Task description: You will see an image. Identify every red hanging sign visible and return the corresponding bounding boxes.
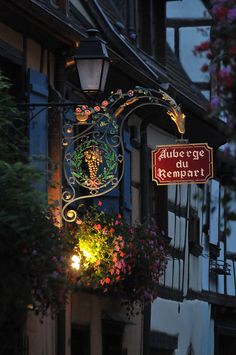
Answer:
[152,143,213,185]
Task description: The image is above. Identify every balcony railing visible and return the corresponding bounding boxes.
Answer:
[210,259,231,276]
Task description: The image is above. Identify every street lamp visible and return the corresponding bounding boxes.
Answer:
[73,29,110,95]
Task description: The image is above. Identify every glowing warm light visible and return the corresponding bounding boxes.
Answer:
[71,255,81,270]
[81,249,92,260]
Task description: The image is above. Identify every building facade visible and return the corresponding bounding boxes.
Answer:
[0,1,235,355]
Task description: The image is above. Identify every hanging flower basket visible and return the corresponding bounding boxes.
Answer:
[67,203,168,316]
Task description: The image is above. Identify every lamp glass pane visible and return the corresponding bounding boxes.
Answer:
[76,59,103,92]
[100,60,110,92]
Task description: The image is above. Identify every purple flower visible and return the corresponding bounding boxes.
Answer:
[210,96,220,108]
[209,63,217,75]
[51,271,59,279]
[218,66,231,79]
[212,38,224,49]
[227,8,236,22]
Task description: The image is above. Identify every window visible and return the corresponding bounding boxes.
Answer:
[150,331,177,355]
[102,320,125,355]
[188,211,203,257]
[150,177,168,236]
[71,324,90,355]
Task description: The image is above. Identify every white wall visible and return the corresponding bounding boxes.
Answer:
[151,298,214,355]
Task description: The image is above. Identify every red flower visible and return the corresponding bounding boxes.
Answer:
[94,224,102,231]
[224,76,234,89]
[118,213,122,219]
[98,200,103,206]
[215,6,228,21]
[201,64,209,73]
[193,41,210,53]
[229,46,236,56]
[105,277,111,284]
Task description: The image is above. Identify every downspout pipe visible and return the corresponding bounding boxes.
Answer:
[140,119,151,355]
[140,119,150,224]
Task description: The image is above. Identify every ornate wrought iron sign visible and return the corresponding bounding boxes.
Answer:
[61,86,187,222]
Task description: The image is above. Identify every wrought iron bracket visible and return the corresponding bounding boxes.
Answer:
[25,86,186,222]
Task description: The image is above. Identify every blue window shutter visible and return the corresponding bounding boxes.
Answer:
[28,68,48,192]
[94,189,120,214]
[121,129,131,222]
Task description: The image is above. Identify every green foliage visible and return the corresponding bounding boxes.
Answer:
[0,72,72,354]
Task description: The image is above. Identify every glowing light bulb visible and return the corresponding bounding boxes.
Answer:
[71,255,80,270]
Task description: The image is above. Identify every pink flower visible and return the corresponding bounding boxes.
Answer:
[85,109,91,116]
[101,100,108,107]
[120,242,124,249]
[115,245,120,251]
[98,200,103,206]
[75,107,82,113]
[116,261,122,269]
[118,213,122,219]
[82,105,88,110]
[94,106,100,112]
[76,219,82,225]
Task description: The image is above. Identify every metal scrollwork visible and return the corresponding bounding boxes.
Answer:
[23,87,185,222]
[61,86,186,222]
